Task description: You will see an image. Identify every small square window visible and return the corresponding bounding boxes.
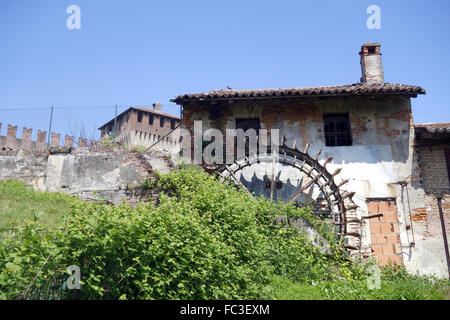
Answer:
[323,113,352,147]
[236,118,261,132]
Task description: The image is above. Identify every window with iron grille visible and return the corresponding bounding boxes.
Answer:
[323,113,352,147]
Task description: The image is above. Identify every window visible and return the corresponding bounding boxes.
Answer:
[235,118,261,132]
[149,114,154,125]
[160,117,165,128]
[323,113,352,147]
[235,118,261,158]
[170,120,177,130]
[137,112,143,123]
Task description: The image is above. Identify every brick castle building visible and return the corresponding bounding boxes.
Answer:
[98,103,181,153]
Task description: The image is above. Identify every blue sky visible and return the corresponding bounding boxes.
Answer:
[0,0,449,141]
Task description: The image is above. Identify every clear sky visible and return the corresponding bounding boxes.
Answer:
[0,0,449,141]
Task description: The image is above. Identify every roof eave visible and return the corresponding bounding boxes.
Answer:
[171,91,424,104]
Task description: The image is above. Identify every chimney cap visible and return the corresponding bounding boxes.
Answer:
[361,42,381,46]
[360,42,381,56]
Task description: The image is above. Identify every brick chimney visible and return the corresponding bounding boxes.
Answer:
[152,102,162,112]
[359,42,384,85]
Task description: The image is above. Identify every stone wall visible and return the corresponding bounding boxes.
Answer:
[0,147,175,205]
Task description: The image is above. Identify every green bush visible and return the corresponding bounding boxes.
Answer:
[1,168,448,300]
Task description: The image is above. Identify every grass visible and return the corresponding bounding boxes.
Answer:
[0,179,80,229]
[267,273,450,300]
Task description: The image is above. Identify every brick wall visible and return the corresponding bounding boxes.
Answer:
[416,143,450,192]
[101,109,181,150]
[368,199,403,266]
[415,141,450,240]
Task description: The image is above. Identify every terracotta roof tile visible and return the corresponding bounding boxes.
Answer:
[171,83,426,103]
[98,106,180,130]
[130,106,181,120]
[415,122,450,134]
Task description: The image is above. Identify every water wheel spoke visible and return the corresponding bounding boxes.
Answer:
[224,165,253,197]
[269,158,275,200]
[287,173,322,203]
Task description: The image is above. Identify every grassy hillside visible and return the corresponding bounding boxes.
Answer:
[0,174,449,300]
[0,180,80,229]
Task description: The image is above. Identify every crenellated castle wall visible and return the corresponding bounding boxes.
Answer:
[0,122,97,154]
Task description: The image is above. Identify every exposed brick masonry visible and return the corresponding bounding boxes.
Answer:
[368,200,403,266]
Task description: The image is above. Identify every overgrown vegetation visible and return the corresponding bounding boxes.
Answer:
[99,135,129,150]
[0,169,448,300]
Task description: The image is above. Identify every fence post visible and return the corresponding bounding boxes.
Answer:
[113,104,118,141]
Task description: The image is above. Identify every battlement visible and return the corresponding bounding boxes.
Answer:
[0,122,97,153]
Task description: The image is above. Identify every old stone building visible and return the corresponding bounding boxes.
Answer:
[172,42,450,278]
[98,103,181,153]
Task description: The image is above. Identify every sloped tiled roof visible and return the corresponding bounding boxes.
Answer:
[98,106,180,130]
[171,83,426,103]
[130,106,181,120]
[415,122,450,134]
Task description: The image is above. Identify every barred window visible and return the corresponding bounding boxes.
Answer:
[323,113,352,147]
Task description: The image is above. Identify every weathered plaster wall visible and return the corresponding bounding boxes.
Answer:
[0,148,174,204]
[405,141,450,278]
